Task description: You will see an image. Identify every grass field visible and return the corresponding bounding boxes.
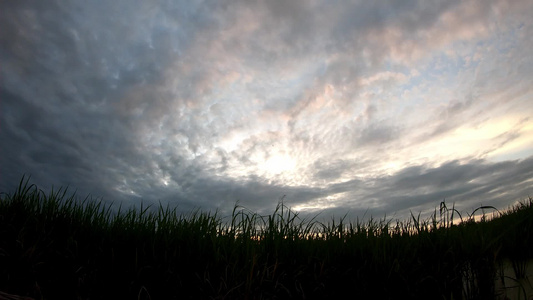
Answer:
[1,176,532,299]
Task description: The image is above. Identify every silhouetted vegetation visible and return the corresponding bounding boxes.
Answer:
[1,176,532,299]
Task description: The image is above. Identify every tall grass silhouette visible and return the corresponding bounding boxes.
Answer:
[1,176,531,299]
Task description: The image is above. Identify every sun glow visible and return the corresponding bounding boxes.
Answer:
[260,154,297,176]
[292,194,342,212]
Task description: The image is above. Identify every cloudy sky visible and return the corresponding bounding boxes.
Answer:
[1,0,532,222]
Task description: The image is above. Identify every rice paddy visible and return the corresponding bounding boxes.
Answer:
[1,176,532,299]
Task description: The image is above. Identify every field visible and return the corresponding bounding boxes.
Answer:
[1,177,532,299]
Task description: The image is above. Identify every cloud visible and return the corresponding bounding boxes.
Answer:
[301,156,533,221]
[1,0,532,223]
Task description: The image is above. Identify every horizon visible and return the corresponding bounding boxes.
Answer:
[1,0,532,222]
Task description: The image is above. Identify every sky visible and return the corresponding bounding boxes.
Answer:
[1,0,532,222]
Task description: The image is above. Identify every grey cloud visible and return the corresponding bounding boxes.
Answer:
[1,0,531,225]
[387,158,532,211]
[312,159,352,181]
[310,156,533,222]
[389,160,485,191]
[0,1,172,200]
[267,0,480,115]
[356,122,401,146]
[210,156,531,223]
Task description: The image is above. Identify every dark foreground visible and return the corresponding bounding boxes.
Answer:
[1,178,532,299]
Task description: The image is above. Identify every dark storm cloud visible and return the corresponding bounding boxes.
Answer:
[0,0,204,202]
[307,156,533,221]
